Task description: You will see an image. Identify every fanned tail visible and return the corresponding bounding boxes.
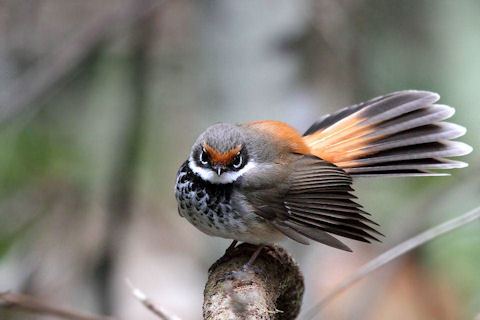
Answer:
[303,90,472,177]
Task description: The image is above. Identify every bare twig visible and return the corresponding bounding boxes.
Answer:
[125,279,182,320]
[303,205,480,319]
[204,244,304,320]
[0,291,113,320]
[344,164,480,318]
[0,0,164,126]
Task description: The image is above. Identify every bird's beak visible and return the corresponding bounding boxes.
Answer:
[214,166,226,176]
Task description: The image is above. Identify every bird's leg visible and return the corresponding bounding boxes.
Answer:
[242,245,264,270]
[209,240,240,273]
[225,240,238,255]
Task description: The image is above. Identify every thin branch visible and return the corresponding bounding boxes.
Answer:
[125,279,182,320]
[0,291,114,320]
[0,0,164,126]
[303,205,480,320]
[343,173,480,318]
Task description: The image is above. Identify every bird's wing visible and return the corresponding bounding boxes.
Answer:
[242,155,382,251]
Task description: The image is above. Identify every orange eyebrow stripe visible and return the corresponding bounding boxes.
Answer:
[203,143,241,165]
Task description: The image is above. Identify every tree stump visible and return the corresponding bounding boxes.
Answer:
[203,244,304,319]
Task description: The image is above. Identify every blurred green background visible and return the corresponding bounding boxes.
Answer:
[0,0,479,319]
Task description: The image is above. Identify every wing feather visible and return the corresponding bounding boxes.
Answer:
[244,155,381,251]
[281,220,354,251]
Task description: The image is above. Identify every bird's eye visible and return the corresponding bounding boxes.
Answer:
[200,149,209,165]
[232,154,243,169]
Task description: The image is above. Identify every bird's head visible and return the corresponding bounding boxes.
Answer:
[188,123,255,184]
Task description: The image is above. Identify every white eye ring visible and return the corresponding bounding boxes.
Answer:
[233,155,243,169]
[200,149,209,165]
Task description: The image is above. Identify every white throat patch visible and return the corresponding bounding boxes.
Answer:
[188,157,256,184]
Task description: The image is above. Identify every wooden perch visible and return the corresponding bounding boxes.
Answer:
[204,244,304,320]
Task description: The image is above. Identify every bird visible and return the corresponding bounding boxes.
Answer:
[174,90,472,265]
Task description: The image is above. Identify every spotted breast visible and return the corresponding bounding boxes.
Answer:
[174,161,283,244]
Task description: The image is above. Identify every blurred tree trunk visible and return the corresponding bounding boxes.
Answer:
[93,1,155,314]
[195,0,309,124]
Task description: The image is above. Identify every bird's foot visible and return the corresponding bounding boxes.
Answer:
[240,245,264,271]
